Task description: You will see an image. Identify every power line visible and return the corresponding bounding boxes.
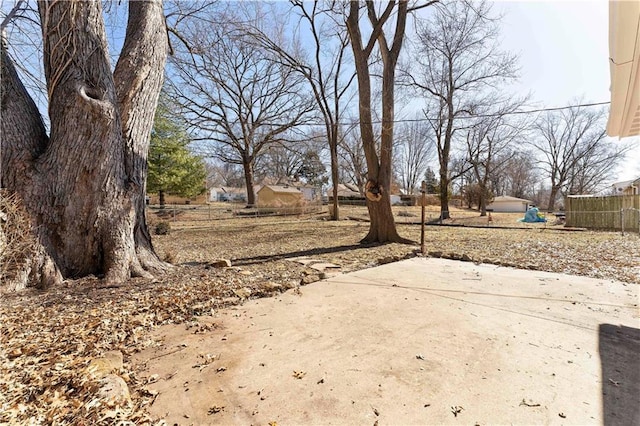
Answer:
[344,100,611,125]
[184,100,611,135]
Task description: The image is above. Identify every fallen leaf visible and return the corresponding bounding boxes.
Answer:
[208,405,224,415]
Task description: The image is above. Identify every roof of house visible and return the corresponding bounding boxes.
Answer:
[490,195,532,203]
[328,184,363,197]
[220,187,245,194]
[259,185,303,194]
[612,177,640,188]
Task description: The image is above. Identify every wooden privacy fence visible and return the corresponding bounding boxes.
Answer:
[565,195,640,232]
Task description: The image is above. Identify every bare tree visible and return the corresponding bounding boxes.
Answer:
[167,16,313,206]
[346,0,436,243]
[245,1,357,219]
[338,125,368,193]
[491,151,538,199]
[206,161,244,188]
[1,0,167,288]
[407,0,518,219]
[531,105,630,210]
[465,98,528,215]
[396,119,435,194]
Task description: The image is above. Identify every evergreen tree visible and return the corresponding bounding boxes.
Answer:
[297,151,329,188]
[147,100,206,206]
[424,167,439,193]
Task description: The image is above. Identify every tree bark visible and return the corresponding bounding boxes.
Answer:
[1,0,167,288]
[438,166,450,220]
[35,0,139,283]
[1,32,63,289]
[346,0,409,244]
[242,159,256,206]
[547,186,559,212]
[114,0,169,275]
[329,124,340,220]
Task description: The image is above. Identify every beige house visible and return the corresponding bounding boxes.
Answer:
[607,1,640,137]
[611,177,640,195]
[257,185,303,207]
[486,195,532,213]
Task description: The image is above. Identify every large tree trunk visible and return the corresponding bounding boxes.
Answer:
[479,191,487,216]
[242,160,256,206]
[1,0,167,288]
[329,124,340,220]
[1,33,62,289]
[438,167,450,220]
[346,0,408,244]
[114,0,169,275]
[36,0,137,283]
[547,185,559,212]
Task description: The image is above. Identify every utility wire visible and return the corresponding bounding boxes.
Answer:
[185,100,611,134]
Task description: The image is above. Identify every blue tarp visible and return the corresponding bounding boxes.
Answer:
[519,207,547,223]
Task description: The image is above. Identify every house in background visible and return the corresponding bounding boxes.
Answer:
[611,177,640,195]
[257,185,304,207]
[486,195,532,213]
[293,183,320,202]
[209,187,225,202]
[327,183,365,205]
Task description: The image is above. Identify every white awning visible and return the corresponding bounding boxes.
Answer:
[607,0,640,137]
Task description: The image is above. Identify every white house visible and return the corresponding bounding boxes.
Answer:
[487,196,532,213]
[209,187,225,202]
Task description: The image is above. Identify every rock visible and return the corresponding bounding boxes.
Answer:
[461,254,472,262]
[233,287,252,299]
[320,271,340,280]
[428,251,443,258]
[309,262,341,272]
[87,351,124,379]
[211,259,232,268]
[281,280,297,289]
[98,374,131,407]
[301,275,320,285]
[262,281,282,291]
[377,256,395,265]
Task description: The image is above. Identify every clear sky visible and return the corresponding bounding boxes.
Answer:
[496,0,639,181]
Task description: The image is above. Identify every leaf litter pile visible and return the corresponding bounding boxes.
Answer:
[1,205,638,424]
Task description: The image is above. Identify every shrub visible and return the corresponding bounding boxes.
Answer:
[155,221,171,235]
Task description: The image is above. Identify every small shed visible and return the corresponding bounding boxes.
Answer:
[487,195,531,213]
[257,185,304,207]
[209,187,225,202]
[295,184,320,201]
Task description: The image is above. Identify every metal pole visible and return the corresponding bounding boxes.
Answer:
[421,181,426,255]
[621,208,624,236]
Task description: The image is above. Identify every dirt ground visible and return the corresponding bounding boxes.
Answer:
[1,203,638,424]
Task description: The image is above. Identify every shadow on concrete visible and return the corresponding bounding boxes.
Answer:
[599,323,640,426]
